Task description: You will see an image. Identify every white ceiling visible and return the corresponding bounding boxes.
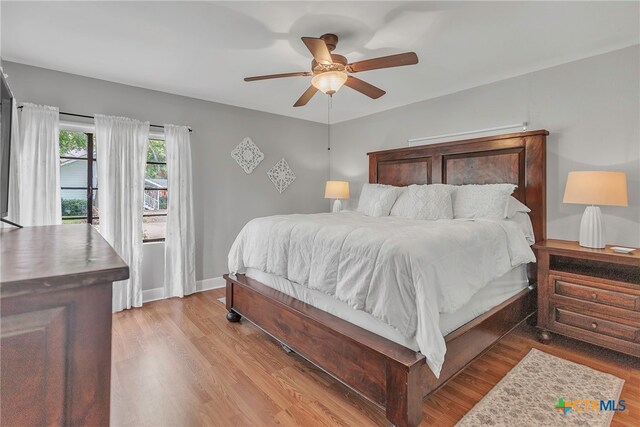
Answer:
[2,1,638,124]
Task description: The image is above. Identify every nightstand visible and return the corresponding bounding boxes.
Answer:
[533,239,640,357]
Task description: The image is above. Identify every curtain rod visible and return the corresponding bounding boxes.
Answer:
[17,106,193,132]
[408,122,527,144]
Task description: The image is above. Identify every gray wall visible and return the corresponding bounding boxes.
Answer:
[3,61,329,283]
[331,46,640,247]
[5,44,639,283]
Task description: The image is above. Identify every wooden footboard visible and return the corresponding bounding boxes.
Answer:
[224,273,426,427]
[224,273,536,427]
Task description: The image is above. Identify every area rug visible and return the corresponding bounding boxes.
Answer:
[456,348,624,427]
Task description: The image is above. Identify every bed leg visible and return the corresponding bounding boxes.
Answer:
[537,328,552,343]
[226,311,241,322]
[385,362,423,427]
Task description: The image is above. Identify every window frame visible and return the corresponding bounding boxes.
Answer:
[60,132,97,223]
[143,139,168,243]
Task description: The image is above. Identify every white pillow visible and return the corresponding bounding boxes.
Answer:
[507,211,535,245]
[357,184,403,217]
[390,184,453,220]
[505,196,531,219]
[452,184,517,219]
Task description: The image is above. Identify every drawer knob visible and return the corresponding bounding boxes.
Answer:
[591,322,598,329]
[591,293,597,300]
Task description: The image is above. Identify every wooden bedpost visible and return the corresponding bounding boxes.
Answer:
[225,278,242,322]
[385,362,423,427]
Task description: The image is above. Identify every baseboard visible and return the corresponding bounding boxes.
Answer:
[142,276,226,303]
[196,276,226,292]
[142,287,166,303]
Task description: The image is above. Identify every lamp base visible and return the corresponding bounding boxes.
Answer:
[332,199,342,213]
[579,205,605,248]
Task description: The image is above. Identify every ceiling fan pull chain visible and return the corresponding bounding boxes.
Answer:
[327,96,332,151]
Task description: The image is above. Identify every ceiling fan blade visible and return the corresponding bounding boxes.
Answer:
[344,76,386,99]
[293,86,319,107]
[348,52,418,73]
[244,72,312,82]
[301,37,333,65]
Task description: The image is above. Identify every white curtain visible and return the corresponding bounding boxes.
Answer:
[3,98,20,225]
[164,124,196,298]
[95,114,149,312]
[17,103,61,226]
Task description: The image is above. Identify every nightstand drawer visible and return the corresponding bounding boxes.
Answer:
[552,276,640,312]
[554,306,639,343]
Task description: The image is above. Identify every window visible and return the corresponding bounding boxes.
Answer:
[59,131,167,242]
[143,139,168,242]
[60,130,98,226]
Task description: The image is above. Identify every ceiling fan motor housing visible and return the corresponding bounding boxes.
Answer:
[320,33,339,52]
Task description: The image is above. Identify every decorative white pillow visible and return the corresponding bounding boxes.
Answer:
[505,196,531,219]
[390,184,454,220]
[452,184,517,219]
[357,184,403,217]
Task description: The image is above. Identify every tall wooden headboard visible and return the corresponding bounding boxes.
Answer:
[368,130,548,244]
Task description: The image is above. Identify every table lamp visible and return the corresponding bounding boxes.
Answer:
[325,181,350,213]
[563,171,628,248]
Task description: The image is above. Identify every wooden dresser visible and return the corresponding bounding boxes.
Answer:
[0,225,129,426]
[534,239,640,357]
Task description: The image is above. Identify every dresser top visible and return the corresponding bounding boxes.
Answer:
[533,239,640,266]
[1,225,129,296]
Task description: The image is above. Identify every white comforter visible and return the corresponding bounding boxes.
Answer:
[228,212,535,377]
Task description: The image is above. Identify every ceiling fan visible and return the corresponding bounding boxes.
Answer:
[244,33,419,107]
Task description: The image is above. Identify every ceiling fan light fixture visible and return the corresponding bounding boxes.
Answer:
[311,71,348,95]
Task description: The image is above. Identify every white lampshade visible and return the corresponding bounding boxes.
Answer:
[563,171,628,249]
[563,171,628,206]
[325,181,350,199]
[312,71,348,95]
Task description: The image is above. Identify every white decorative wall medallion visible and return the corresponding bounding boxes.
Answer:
[231,137,264,174]
[267,158,296,194]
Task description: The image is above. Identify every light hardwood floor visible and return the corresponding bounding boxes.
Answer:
[111,288,639,426]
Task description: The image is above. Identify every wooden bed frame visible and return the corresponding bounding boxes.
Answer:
[224,130,548,427]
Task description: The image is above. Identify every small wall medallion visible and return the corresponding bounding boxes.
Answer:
[231,137,264,174]
[267,158,296,194]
